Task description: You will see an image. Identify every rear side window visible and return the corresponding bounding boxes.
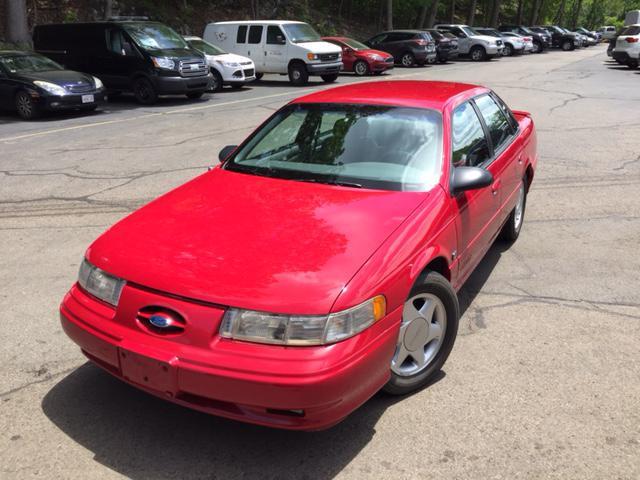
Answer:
[237,25,247,43]
[369,34,387,44]
[452,102,490,167]
[622,26,640,35]
[474,94,514,153]
[248,25,263,44]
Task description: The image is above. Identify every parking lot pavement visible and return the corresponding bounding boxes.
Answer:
[1,44,639,479]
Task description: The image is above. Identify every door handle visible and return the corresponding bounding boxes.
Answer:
[517,157,523,164]
[491,180,501,196]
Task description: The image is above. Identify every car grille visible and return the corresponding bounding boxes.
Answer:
[319,53,340,62]
[385,57,394,63]
[243,68,255,77]
[66,83,94,93]
[179,59,207,77]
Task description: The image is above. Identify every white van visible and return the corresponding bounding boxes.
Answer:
[203,20,342,85]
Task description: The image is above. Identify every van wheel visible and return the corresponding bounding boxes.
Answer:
[210,69,223,92]
[15,91,40,120]
[470,46,486,61]
[133,78,158,105]
[186,92,204,99]
[384,271,459,396]
[288,62,309,86]
[321,73,339,83]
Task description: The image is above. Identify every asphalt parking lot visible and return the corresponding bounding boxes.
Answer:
[1,45,639,479]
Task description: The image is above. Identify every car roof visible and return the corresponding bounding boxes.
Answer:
[291,80,487,111]
[212,20,306,25]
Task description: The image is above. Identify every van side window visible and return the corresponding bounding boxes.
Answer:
[237,25,247,43]
[107,29,135,56]
[248,25,263,44]
[267,26,285,44]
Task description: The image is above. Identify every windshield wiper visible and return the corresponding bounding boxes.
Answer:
[291,177,363,188]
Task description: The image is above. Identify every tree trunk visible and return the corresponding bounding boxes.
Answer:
[490,0,502,27]
[6,0,31,44]
[418,2,429,28]
[386,0,393,30]
[555,0,567,25]
[104,0,113,19]
[449,0,455,23]
[516,0,524,24]
[530,0,541,25]
[571,0,583,29]
[427,0,440,27]
[467,0,478,25]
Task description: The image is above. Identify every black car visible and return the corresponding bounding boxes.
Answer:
[365,30,437,67]
[537,25,579,50]
[425,29,459,63]
[33,21,212,105]
[499,25,550,53]
[0,51,105,120]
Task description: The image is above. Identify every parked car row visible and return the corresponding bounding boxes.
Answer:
[0,18,599,120]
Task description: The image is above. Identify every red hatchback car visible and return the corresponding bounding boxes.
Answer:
[60,81,537,431]
[323,36,394,75]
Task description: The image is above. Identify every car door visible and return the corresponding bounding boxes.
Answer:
[450,100,499,283]
[336,41,356,71]
[98,28,142,89]
[450,27,471,53]
[264,25,287,73]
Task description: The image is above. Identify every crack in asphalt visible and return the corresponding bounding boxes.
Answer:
[613,154,640,171]
[0,365,78,399]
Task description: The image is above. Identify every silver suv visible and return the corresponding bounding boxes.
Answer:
[435,24,504,61]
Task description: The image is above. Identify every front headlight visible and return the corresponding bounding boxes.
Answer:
[33,80,67,96]
[370,54,383,61]
[220,295,386,345]
[93,76,104,89]
[78,258,125,306]
[151,56,175,70]
[219,60,240,68]
[306,52,319,61]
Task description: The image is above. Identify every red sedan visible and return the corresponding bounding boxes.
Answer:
[60,81,537,430]
[323,36,394,75]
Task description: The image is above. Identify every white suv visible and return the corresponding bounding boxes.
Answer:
[184,36,255,91]
[435,24,504,60]
[203,21,342,85]
[612,24,640,68]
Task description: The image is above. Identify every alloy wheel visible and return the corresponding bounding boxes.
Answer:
[16,92,33,118]
[514,182,526,232]
[354,61,368,75]
[401,53,414,67]
[391,293,447,377]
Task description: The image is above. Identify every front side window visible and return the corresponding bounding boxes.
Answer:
[342,38,369,50]
[266,26,286,44]
[462,27,478,36]
[0,54,63,73]
[451,102,490,167]
[474,94,514,153]
[108,29,136,56]
[248,25,263,44]
[225,104,443,191]
[282,23,321,44]
[368,34,387,45]
[122,23,188,50]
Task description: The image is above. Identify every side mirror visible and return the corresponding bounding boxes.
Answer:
[276,35,286,45]
[219,145,238,162]
[344,47,354,54]
[451,166,493,195]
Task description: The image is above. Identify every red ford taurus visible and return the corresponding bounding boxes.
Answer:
[60,81,537,430]
[323,36,394,75]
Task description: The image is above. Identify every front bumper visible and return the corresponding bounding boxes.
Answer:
[59,284,400,430]
[37,90,106,111]
[486,45,504,56]
[306,61,343,75]
[152,73,212,95]
[370,59,394,72]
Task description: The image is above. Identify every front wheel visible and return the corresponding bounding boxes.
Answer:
[627,59,639,69]
[532,41,542,53]
[133,77,158,105]
[470,46,486,61]
[353,60,369,76]
[384,271,459,396]
[15,91,40,120]
[561,40,574,51]
[254,72,264,81]
[500,178,527,242]
[320,73,339,83]
[210,69,223,92]
[503,44,513,56]
[288,62,309,86]
[400,52,415,67]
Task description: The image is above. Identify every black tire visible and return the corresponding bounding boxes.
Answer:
[438,56,448,64]
[210,69,223,92]
[500,178,527,243]
[503,43,513,56]
[532,41,542,53]
[15,90,40,120]
[400,52,416,67]
[81,105,98,112]
[373,71,384,75]
[353,60,370,76]
[561,40,574,51]
[321,73,339,83]
[288,62,309,86]
[470,45,486,61]
[383,271,460,396]
[254,72,264,81]
[186,91,204,99]
[627,59,639,69]
[132,77,158,105]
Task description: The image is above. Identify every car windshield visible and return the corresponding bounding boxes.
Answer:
[187,39,226,55]
[282,23,321,43]
[0,54,63,73]
[225,104,443,191]
[479,29,500,37]
[342,38,370,50]
[123,23,188,50]
[462,27,479,36]
[520,27,534,34]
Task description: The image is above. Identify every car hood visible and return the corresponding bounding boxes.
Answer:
[87,168,427,314]
[18,69,94,86]
[206,52,253,65]
[356,48,392,58]
[296,41,342,54]
[472,34,501,43]
[144,47,203,61]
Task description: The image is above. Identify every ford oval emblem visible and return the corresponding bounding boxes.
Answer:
[149,314,172,329]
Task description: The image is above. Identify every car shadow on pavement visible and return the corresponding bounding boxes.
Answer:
[42,362,444,479]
